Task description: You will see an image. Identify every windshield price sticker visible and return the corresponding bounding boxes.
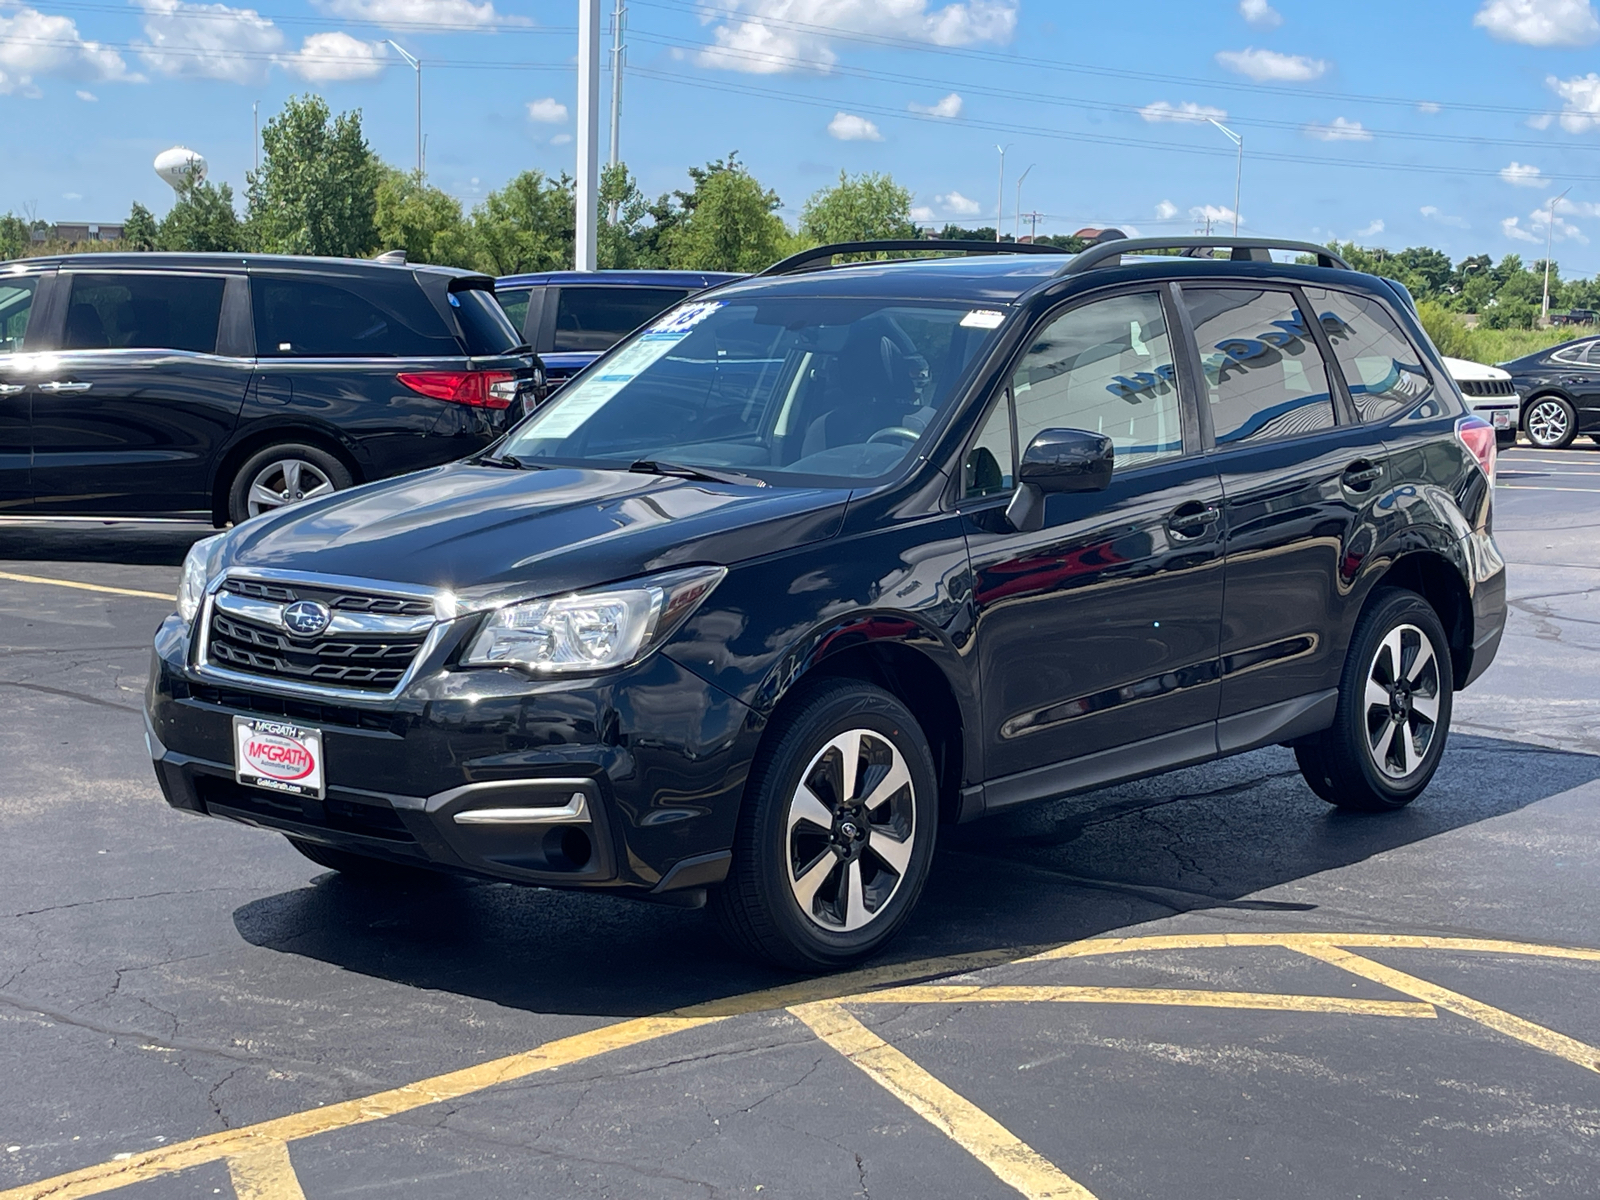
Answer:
[961,309,1007,329]
[234,716,325,800]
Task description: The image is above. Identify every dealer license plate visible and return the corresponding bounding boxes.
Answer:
[1491,410,1513,430]
[233,716,325,800]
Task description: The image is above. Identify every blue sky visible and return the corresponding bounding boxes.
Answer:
[10,0,1600,274]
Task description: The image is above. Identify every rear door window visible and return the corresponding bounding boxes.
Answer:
[1303,287,1432,422]
[63,273,225,353]
[0,277,38,354]
[1182,288,1336,445]
[553,286,691,352]
[251,274,460,358]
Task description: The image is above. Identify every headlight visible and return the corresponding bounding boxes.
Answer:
[176,533,227,623]
[463,565,727,674]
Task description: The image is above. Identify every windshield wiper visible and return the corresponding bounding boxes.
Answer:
[477,452,536,470]
[629,460,768,488]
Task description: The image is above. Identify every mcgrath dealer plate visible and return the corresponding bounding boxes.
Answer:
[234,716,325,800]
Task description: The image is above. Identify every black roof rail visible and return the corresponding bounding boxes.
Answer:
[1058,236,1350,276]
[760,239,1071,277]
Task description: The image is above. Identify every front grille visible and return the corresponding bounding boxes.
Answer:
[1459,378,1515,397]
[205,576,435,694]
[185,682,400,732]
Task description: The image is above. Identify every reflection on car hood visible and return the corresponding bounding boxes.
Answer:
[222,462,849,599]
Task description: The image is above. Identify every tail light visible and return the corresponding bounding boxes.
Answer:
[1456,414,1496,485]
[397,371,519,409]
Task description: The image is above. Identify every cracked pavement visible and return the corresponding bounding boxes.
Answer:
[3,448,1600,1200]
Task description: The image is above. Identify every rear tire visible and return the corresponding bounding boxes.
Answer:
[228,443,353,525]
[1296,589,1453,812]
[1523,396,1577,449]
[286,837,434,882]
[711,680,938,971]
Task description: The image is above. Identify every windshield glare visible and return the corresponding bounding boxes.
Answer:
[499,297,1003,483]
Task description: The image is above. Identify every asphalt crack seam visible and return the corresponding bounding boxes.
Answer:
[5,887,239,920]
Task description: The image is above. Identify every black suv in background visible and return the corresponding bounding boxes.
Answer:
[146,238,1506,971]
[0,254,541,524]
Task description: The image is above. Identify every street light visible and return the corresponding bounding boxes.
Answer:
[1543,185,1573,324]
[1014,164,1033,240]
[995,144,1011,243]
[386,40,422,179]
[1207,118,1243,236]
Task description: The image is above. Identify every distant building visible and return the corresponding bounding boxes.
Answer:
[1072,227,1129,244]
[31,222,125,244]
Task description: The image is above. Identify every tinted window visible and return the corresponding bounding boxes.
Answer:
[251,275,460,358]
[963,396,1014,499]
[553,286,690,352]
[63,273,224,353]
[1305,287,1432,422]
[1010,291,1183,472]
[496,287,532,338]
[451,286,523,354]
[1183,288,1336,445]
[0,277,37,354]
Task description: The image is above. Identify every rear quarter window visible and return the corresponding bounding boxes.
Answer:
[450,286,523,355]
[1303,287,1433,422]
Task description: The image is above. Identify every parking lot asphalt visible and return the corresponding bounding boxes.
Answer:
[2,443,1598,1200]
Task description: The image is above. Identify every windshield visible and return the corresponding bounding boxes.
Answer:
[498,296,1005,484]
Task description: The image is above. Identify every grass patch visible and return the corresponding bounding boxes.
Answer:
[1416,302,1578,365]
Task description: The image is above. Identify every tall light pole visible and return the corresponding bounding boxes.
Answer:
[995,143,1011,243]
[252,100,259,174]
[1207,118,1243,236]
[575,0,601,271]
[1544,185,1573,324]
[387,40,421,179]
[608,0,626,213]
[1014,163,1033,240]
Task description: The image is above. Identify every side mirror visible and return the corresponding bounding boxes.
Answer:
[1004,428,1113,533]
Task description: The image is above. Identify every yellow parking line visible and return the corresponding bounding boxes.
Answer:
[0,571,172,602]
[1294,943,1600,1076]
[1018,932,1600,964]
[851,984,1436,1018]
[225,1142,306,1200]
[791,1001,1098,1200]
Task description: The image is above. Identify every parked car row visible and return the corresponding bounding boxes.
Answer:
[1498,337,1600,449]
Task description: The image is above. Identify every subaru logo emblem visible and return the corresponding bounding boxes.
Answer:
[283,600,331,638]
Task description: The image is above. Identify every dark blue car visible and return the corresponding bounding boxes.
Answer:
[494,269,742,389]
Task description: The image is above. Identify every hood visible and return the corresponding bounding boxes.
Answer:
[1441,355,1510,382]
[221,462,848,601]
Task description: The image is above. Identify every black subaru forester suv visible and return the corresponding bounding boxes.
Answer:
[146,238,1506,971]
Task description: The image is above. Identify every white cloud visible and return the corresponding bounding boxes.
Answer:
[1420,205,1471,229]
[1215,46,1327,82]
[1239,0,1282,28]
[1501,216,1539,243]
[1527,112,1555,129]
[1138,99,1227,124]
[135,0,284,84]
[1304,117,1371,141]
[696,0,1017,74]
[1417,101,1442,115]
[1474,0,1599,46]
[550,132,572,146]
[1505,207,1589,243]
[526,97,568,123]
[1547,73,1600,132]
[827,111,882,140]
[62,191,82,200]
[1155,199,1179,220]
[1353,218,1385,239]
[316,0,503,30]
[76,89,98,101]
[937,191,981,216]
[909,91,963,117]
[910,204,934,222]
[0,6,137,95]
[1501,161,1549,187]
[1191,203,1241,227]
[283,31,385,81]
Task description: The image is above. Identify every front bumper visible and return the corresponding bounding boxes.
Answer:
[147,612,760,895]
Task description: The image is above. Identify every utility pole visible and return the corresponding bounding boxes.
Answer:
[387,41,422,179]
[1028,210,1040,241]
[576,0,601,270]
[607,0,626,223]
[1544,185,1573,324]
[252,101,259,174]
[1207,119,1243,235]
[1014,164,1033,240]
[995,144,1011,243]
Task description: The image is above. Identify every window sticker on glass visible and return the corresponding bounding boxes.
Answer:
[646,300,724,335]
[961,309,1006,329]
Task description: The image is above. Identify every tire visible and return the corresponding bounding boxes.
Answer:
[1523,396,1577,449]
[1589,434,1600,446]
[1495,429,1517,450]
[1296,588,1453,812]
[227,443,353,525]
[711,680,939,971]
[285,837,436,882]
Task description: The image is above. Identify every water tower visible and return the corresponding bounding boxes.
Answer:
[154,146,207,191]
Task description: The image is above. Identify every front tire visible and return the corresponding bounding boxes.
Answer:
[712,681,938,971]
[228,443,353,524]
[1296,589,1453,812]
[1524,396,1577,449]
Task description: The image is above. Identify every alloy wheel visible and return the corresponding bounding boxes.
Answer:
[246,458,337,517]
[786,728,917,932]
[1363,623,1442,780]
[1525,399,1571,448]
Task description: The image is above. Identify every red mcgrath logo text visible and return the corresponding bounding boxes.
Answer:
[243,734,316,781]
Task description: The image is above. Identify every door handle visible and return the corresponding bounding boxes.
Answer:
[39,381,91,394]
[0,383,23,397]
[1166,501,1220,538]
[1342,461,1384,489]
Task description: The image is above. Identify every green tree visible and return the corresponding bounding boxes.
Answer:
[939,223,1000,241]
[124,202,158,251]
[667,154,788,271]
[157,170,243,253]
[374,168,472,267]
[246,94,380,257]
[467,170,574,275]
[798,171,917,245]
[598,162,654,268]
[0,213,28,261]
